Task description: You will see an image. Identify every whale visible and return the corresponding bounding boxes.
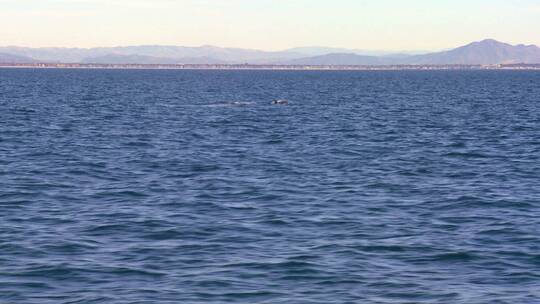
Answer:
[272,99,289,105]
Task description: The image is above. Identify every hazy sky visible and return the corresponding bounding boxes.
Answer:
[1,0,539,50]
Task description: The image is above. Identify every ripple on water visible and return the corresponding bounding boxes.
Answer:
[1,69,540,303]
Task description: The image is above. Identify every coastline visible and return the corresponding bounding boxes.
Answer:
[1,63,540,71]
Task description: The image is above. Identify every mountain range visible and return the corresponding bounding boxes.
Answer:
[1,39,539,65]
[0,52,37,63]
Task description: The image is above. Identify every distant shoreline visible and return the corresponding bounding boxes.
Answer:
[1,63,540,71]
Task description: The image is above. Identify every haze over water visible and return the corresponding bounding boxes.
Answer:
[1,69,540,303]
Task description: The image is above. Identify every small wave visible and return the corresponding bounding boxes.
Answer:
[411,251,478,263]
[444,151,490,159]
[207,101,255,107]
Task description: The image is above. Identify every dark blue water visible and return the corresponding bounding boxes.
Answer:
[1,69,539,303]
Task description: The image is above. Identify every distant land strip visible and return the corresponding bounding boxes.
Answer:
[1,63,540,70]
[0,63,540,71]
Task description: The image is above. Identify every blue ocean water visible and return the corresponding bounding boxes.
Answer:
[1,69,539,304]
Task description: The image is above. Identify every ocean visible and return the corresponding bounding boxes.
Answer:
[1,69,539,303]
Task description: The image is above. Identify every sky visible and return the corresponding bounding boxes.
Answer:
[1,0,539,51]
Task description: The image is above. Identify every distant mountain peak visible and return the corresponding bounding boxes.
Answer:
[478,38,503,43]
[466,39,509,47]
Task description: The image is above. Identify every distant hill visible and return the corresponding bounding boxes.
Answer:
[0,52,36,63]
[283,47,427,57]
[404,39,540,65]
[283,40,540,65]
[0,45,303,64]
[1,39,540,65]
[284,53,394,65]
[81,54,227,64]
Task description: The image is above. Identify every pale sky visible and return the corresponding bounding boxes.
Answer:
[1,0,539,50]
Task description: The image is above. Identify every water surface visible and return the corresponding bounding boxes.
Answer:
[1,69,539,303]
